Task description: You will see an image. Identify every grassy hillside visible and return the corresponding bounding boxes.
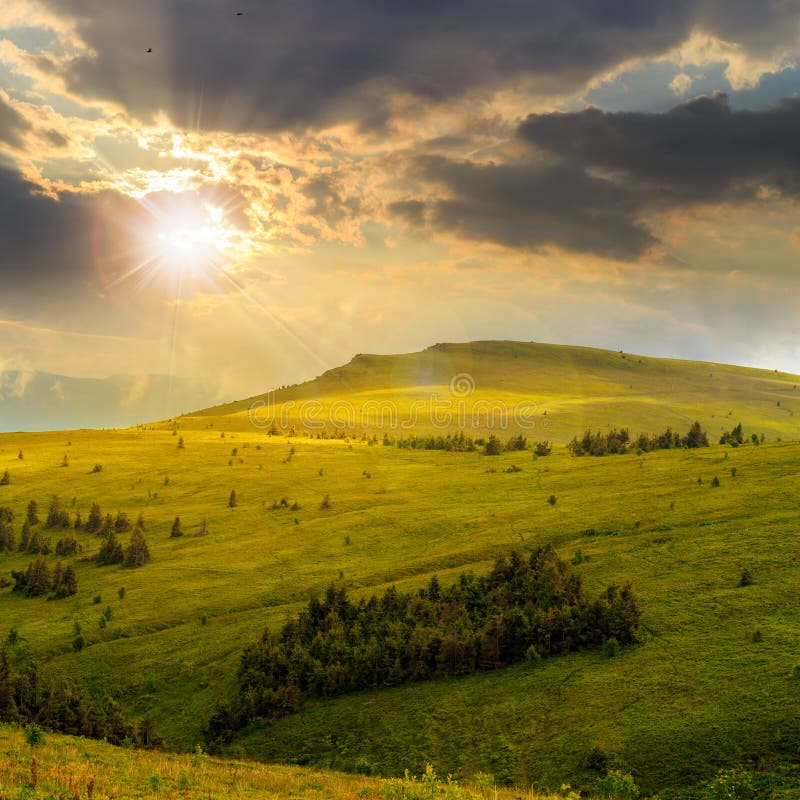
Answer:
[0,723,535,799]
[1,430,800,790]
[0,342,799,792]
[181,341,800,443]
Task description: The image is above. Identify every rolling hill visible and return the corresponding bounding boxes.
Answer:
[180,341,800,443]
[1,341,799,794]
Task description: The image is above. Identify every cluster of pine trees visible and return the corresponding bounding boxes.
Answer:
[568,421,709,456]
[719,423,746,446]
[78,502,150,568]
[11,557,77,598]
[393,431,479,451]
[2,498,151,599]
[206,546,640,745]
[0,650,160,747]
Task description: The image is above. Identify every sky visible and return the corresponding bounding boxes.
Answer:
[2,1,800,403]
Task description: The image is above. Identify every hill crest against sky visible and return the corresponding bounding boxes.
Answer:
[182,340,800,443]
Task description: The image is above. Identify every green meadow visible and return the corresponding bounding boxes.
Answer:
[1,342,800,793]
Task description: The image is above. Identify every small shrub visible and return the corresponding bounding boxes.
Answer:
[711,476,720,487]
[602,637,620,658]
[701,768,755,800]
[92,464,103,473]
[525,645,542,666]
[534,441,552,457]
[353,757,375,776]
[320,494,331,509]
[93,595,102,605]
[24,725,44,747]
[750,629,763,643]
[596,770,639,800]
[572,549,586,565]
[547,494,557,506]
[738,568,754,587]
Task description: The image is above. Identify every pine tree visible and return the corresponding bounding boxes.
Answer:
[55,564,78,598]
[114,512,131,533]
[86,502,103,534]
[228,490,237,508]
[100,513,114,536]
[97,532,124,566]
[0,520,14,552]
[25,558,51,597]
[45,496,70,528]
[484,435,502,456]
[170,517,183,538]
[0,470,9,486]
[0,649,18,722]
[18,520,30,552]
[124,528,151,567]
[26,501,39,526]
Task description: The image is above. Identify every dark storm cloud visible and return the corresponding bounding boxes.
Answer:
[389,94,800,260]
[395,156,654,259]
[518,93,800,205]
[0,95,31,148]
[41,0,800,133]
[0,167,99,294]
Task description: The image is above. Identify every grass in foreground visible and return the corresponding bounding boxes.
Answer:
[0,723,541,800]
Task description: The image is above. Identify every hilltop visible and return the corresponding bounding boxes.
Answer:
[180,341,800,443]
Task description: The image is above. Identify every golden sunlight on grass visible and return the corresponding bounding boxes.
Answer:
[0,723,547,799]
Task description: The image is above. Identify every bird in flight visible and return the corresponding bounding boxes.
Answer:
[146,47,152,53]
[236,11,244,15]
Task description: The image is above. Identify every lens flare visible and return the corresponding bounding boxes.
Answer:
[153,205,231,274]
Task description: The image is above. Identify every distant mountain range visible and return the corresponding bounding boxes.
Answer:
[0,371,212,432]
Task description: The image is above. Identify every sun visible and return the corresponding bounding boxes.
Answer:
[153,204,231,274]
